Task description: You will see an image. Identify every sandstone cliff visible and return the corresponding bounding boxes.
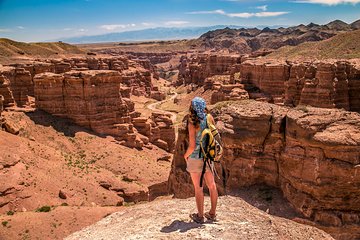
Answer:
[0,56,164,109]
[179,57,360,112]
[33,70,142,148]
[33,70,173,150]
[168,100,360,239]
[0,94,3,129]
[0,70,15,108]
[177,54,242,86]
[65,196,332,240]
[0,66,32,107]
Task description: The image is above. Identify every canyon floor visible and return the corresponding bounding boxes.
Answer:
[0,109,172,240]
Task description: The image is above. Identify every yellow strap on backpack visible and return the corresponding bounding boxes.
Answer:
[206,114,219,138]
[200,128,214,158]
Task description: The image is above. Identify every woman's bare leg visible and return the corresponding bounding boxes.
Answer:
[204,171,218,215]
[190,172,204,217]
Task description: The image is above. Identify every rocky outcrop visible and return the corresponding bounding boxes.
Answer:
[178,54,242,86]
[121,68,153,97]
[65,196,333,240]
[1,56,164,108]
[150,86,166,101]
[0,66,33,107]
[0,71,15,108]
[151,112,176,152]
[348,63,360,112]
[284,61,356,110]
[180,57,360,112]
[132,112,175,152]
[204,75,249,104]
[126,52,174,65]
[241,60,360,111]
[59,57,129,71]
[33,70,142,148]
[96,50,174,65]
[168,100,360,239]
[240,60,290,103]
[0,95,4,129]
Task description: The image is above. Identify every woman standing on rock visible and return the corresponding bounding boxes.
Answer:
[184,97,218,223]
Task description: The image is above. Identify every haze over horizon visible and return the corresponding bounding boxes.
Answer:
[0,0,360,42]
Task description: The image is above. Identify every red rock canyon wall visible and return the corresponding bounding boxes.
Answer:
[168,100,360,239]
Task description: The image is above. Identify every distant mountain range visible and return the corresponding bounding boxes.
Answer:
[58,25,287,44]
[189,19,360,54]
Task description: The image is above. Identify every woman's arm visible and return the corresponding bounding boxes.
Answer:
[184,122,196,161]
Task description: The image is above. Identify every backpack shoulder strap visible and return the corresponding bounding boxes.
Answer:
[206,114,212,127]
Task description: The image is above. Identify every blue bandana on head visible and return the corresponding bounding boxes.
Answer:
[191,97,207,130]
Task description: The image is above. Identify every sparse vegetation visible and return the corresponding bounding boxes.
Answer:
[122,176,135,182]
[123,202,135,207]
[295,105,310,113]
[36,205,51,212]
[0,38,84,58]
[268,30,360,60]
[7,211,14,216]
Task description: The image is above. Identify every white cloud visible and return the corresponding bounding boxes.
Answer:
[63,28,73,31]
[17,26,25,29]
[78,28,88,32]
[99,24,136,31]
[164,21,189,26]
[293,0,360,5]
[187,9,226,14]
[255,5,268,11]
[141,22,154,26]
[100,24,127,30]
[0,29,11,32]
[187,9,289,18]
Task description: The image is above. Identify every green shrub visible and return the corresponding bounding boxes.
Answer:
[7,211,14,216]
[36,205,51,212]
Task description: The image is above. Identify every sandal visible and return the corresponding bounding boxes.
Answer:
[189,213,204,224]
[204,212,217,221]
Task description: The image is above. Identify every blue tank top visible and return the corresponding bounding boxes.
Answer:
[189,130,202,159]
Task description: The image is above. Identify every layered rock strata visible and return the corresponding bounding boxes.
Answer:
[33,70,141,147]
[0,71,15,108]
[2,56,165,108]
[132,112,175,152]
[168,100,360,239]
[0,66,33,107]
[180,57,360,112]
[204,75,250,104]
[177,54,242,86]
[0,95,4,129]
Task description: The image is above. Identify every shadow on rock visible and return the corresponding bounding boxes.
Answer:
[160,220,206,233]
[26,109,103,138]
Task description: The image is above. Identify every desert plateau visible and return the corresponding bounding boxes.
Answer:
[0,0,359,239]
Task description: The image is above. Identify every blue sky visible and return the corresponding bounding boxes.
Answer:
[0,0,359,42]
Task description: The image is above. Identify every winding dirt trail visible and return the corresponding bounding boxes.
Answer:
[147,92,178,122]
[147,91,179,140]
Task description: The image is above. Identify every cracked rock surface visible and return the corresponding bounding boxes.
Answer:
[65,195,332,240]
